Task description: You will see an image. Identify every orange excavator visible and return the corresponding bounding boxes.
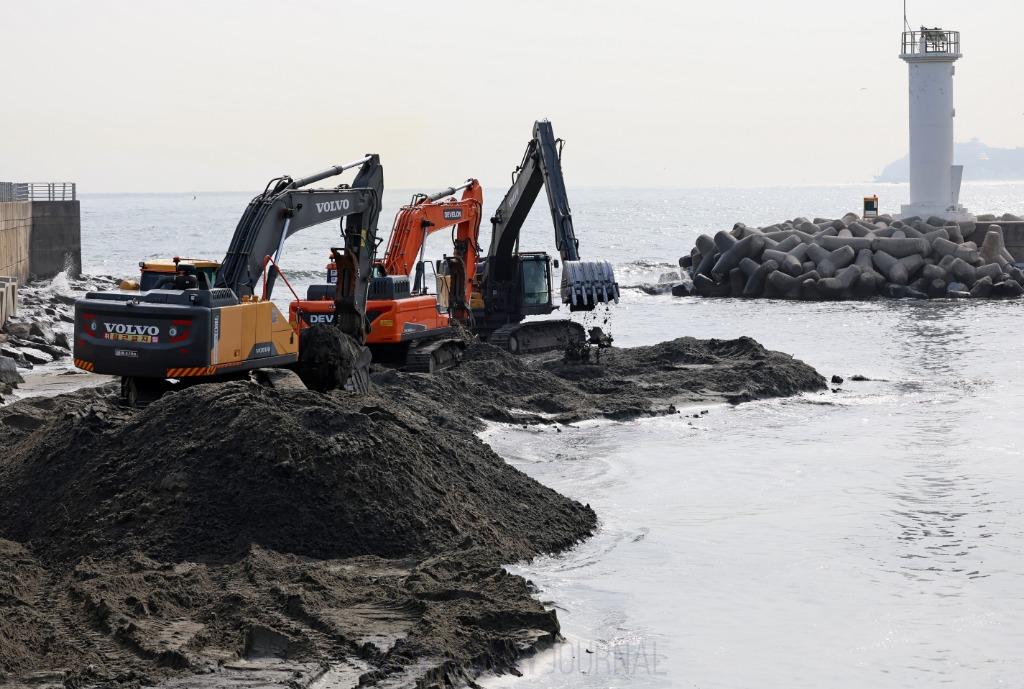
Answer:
[290,179,483,372]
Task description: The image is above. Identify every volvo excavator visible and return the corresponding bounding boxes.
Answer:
[291,179,483,372]
[471,119,620,353]
[73,156,383,403]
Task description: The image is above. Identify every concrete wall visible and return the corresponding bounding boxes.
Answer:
[29,201,81,278]
[0,200,80,286]
[0,201,32,284]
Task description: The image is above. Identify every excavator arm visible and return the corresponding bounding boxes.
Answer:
[485,120,618,311]
[216,155,383,302]
[379,179,482,322]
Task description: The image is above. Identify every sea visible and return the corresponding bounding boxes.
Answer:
[78,181,1024,689]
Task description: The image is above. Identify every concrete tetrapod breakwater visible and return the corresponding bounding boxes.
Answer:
[671,213,1024,300]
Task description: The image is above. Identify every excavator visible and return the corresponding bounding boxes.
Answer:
[469,119,620,353]
[293,120,619,363]
[72,155,384,403]
[291,179,483,372]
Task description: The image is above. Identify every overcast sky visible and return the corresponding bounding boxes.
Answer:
[3,1,1021,192]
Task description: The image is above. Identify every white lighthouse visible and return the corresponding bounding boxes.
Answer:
[899,28,972,221]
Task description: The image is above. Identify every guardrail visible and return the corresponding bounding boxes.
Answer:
[901,29,960,57]
[0,182,77,202]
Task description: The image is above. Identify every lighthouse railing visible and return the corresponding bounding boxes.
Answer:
[901,30,960,57]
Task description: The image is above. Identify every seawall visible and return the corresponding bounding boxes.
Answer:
[0,202,32,284]
[0,183,80,285]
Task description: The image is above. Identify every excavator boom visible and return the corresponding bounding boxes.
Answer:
[485,119,619,312]
[379,179,482,321]
[217,155,383,305]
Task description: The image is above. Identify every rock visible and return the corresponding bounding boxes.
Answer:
[54,331,71,350]
[922,228,949,243]
[820,236,873,252]
[2,321,31,338]
[831,374,844,385]
[694,273,731,297]
[767,270,800,298]
[252,368,308,391]
[992,280,1024,298]
[899,254,925,280]
[762,249,802,276]
[711,234,766,280]
[800,278,822,300]
[20,348,53,365]
[739,257,760,277]
[29,321,56,344]
[670,282,694,297]
[770,235,799,254]
[976,263,1003,283]
[922,263,947,281]
[694,250,718,278]
[873,251,908,285]
[742,260,779,298]
[0,355,23,387]
[713,230,738,253]
[931,237,960,258]
[679,254,693,269]
[927,279,947,298]
[787,243,810,262]
[872,237,929,258]
[695,234,716,257]
[980,226,1007,263]
[728,267,746,297]
[969,276,993,298]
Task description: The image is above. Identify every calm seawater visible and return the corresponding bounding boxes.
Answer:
[80,182,1024,688]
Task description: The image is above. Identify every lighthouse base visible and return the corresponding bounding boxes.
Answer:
[898,203,974,224]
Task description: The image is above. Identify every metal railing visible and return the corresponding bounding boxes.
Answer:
[901,29,960,57]
[0,182,77,202]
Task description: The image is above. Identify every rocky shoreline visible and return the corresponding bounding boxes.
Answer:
[0,333,825,688]
[0,274,118,402]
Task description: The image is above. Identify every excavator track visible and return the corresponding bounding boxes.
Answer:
[488,320,585,355]
[405,338,466,374]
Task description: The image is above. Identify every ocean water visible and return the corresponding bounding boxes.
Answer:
[79,182,1024,689]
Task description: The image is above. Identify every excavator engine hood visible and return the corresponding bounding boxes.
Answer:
[561,260,620,310]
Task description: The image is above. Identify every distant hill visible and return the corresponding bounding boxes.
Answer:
[876,139,1024,182]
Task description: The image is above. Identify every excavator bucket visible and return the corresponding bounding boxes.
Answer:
[561,260,620,311]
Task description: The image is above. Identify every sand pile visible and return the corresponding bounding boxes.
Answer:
[0,380,595,566]
[0,335,824,687]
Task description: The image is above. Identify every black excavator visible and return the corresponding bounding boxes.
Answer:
[73,156,383,402]
[471,119,620,353]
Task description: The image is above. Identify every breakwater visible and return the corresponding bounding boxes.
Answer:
[674,213,1024,300]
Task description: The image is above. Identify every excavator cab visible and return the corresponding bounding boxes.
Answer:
[138,259,220,291]
[518,253,555,310]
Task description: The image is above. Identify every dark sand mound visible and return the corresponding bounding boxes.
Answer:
[374,335,825,428]
[0,335,824,687]
[0,380,595,566]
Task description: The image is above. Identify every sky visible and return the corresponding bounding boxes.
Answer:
[2,0,1022,192]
